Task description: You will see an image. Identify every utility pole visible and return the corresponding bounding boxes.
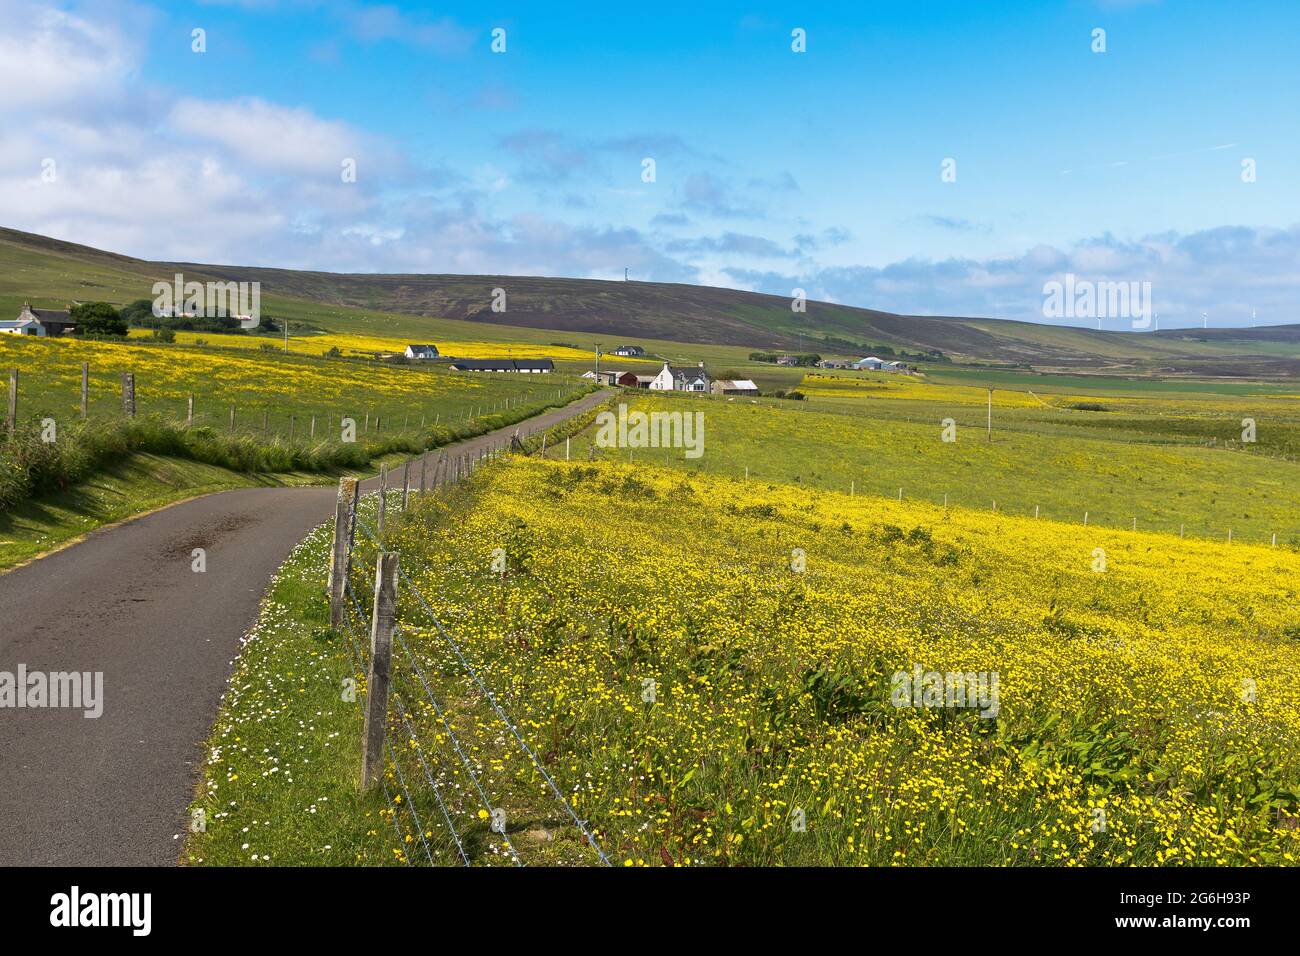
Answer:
[283,318,289,353]
[987,387,992,442]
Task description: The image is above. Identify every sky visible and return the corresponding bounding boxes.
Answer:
[2,0,1299,329]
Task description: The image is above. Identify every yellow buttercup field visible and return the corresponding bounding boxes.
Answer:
[1,334,582,430]
[128,329,633,363]
[340,458,1300,866]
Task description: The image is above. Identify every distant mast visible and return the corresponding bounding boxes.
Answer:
[1202,310,1208,330]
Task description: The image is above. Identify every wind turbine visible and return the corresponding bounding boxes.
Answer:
[1202,311,1208,330]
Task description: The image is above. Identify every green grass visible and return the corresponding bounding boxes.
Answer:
[187,458,1300,866]
[0,452,321,570]
[560,385,1300,544]
[185,493,598,866]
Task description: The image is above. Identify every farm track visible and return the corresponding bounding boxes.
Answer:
[0,389,613,866]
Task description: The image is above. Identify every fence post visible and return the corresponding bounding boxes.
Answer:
[401,459,411,510]
[419,455,427,495]
[310,415,316,439]
[289,415,295,441]
[376,464,388,543]
[566,436,571,461]
[5,368,16,433]
[262,409,268,433]
[328,477,359,628]
[230,404,235,434]
[361,552,398,789]
[80,363,88,418]
[540,433,547,458]
[186,394,194,427]
[121,372,135,417]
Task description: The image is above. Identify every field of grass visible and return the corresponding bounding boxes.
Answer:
[561,376,1300,544]
[1,335,584,437]
[188,458,1300,866]
[0,333,593,564]
[0,452,324,570]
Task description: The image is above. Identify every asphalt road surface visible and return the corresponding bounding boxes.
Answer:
[0,390,611,866]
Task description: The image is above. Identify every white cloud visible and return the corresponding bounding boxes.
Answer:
[0,0,144,110]
[170,97,367,177]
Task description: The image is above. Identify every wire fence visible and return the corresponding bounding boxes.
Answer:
[326,437,612,867]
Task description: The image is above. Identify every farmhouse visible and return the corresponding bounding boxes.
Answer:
[775,354,800,367]
[648,361,711,393]
[449,358,553,373]
[404,344,439,360]
[612,344,645,357]
[1,302,75,337]
[817,359,853,369]
[711,379,760,396]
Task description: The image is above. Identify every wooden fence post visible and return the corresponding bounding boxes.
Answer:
[186,394,194,427]
[5,368,16,433]
[401,459,411,510]
[328,477,359,628]
[310,415,316,439]
[121,372,135,418]
[376,464,388,543]
[566,436,571,461]
[229,405,235,434]
[262,409,268,433]
[80,363,88,419]
[361,552,398,789]
[289,415,295,441]
[419,455,427,495]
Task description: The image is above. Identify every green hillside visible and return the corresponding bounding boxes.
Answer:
[3,226,1297,376]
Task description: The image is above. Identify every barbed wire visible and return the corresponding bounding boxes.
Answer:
[351,510,608,864]
[339,580,471,866]
[345,573,521,866]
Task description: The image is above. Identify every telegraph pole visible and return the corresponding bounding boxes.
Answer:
[987,387,993,442]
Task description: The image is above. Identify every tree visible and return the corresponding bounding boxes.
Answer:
[71,302,128,337]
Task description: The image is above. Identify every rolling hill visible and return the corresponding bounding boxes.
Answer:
[2,226,1297,376]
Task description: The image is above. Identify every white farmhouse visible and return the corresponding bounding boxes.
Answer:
[648,361,711,392]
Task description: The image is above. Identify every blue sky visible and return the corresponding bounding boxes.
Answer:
[3,0,1299,328]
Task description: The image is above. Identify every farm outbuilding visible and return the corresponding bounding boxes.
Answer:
[449,358,553,373]
[711,379,760,396]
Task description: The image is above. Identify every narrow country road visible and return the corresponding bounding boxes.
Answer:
[0,390,611,866]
